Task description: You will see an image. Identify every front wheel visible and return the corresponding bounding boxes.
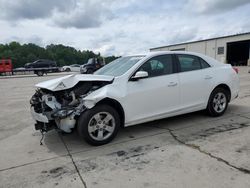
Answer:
[77,105,120,146]
[207,88,229,117]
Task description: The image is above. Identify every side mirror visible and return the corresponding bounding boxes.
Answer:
[131,71,148,81]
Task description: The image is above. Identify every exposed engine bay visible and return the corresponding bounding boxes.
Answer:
[30,79,112,133]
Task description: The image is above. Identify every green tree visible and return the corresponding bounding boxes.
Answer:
[0,41,119,68]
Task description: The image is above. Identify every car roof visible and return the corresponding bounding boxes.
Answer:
[135,51,204,56]
[130,51,222,67]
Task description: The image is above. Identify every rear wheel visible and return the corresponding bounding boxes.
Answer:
[77,105,120,146]
[36,71,44,76]
[207,88,229,117]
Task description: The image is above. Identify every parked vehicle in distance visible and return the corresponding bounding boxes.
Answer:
[62,64,81,72]
[0,59,12,74]
[30,51,239,145]
[80,58,105,74]
[24,59,57,69]
[24,59,59,76]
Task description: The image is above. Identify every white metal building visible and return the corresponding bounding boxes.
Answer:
[150,32,250,66]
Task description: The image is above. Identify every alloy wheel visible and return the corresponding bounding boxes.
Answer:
[212,92,227,113]
[87,112,115,141]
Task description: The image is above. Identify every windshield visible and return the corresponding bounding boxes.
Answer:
[87,58,94,64]
[94,56,144,77]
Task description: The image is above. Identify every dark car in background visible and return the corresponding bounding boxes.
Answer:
[24,59,59,76]
[24,59,57,69]
[80,58,105,74]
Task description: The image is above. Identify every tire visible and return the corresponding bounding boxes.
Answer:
[65,68,71,72]
[37,71,44,76]
[86,69,93,74]
[77,104,120,146]
[207,87,229,117]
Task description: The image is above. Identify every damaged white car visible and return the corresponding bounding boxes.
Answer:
[30,51,239,145]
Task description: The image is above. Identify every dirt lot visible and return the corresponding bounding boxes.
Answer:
[0,68,250,188]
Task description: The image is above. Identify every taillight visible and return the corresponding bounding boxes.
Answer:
[233,67,238,74]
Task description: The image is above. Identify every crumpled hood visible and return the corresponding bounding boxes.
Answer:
[35,74,114,91]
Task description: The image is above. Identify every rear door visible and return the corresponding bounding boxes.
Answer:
[176,54,213,110]
[124,54,180,124]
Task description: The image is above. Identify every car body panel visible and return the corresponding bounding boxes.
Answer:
[35,74,114,91]
[25,59,57,68]
[178,68,214,110]
[62,64,81,72]
[124,73,180,124]
[209,65,240,100]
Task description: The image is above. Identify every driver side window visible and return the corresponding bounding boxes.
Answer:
[139,55,173,77]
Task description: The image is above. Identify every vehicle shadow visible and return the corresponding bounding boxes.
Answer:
[41,103,250,160]
[43,110,213,155]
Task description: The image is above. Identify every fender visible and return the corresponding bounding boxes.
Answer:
[83,84,122,109]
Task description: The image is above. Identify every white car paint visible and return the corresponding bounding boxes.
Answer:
[36,74,114,91]
[62,64,81,72]
[33,51,239,131]
[124,73,180,124]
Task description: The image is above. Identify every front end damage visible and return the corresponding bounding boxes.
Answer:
[30,79,112,134]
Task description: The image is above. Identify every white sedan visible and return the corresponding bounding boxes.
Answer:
[30,51,239,145]
[61,64,81,72]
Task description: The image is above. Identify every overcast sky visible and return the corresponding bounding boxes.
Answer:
[0,0,250,56]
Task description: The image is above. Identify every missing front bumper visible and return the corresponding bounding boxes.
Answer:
[34,121,56,132]
[30,107,49,123]
[31,107,55,132]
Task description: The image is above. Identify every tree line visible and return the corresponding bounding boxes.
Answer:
[0,42,118,68]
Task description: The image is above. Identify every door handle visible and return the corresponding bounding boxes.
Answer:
[205,75,212,80]
[168,82,177,87]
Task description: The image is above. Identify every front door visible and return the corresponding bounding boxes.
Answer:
[123,54,180,125]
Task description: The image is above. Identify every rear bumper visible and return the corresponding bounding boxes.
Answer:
[229,72,240,102]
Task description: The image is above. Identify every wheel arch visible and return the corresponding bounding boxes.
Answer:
[65,67,71,71]
[96,98,125,127]
[212,83,231,102]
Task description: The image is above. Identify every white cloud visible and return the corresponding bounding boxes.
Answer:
[0,0,250,56]
[52,1,114,29]
[0,0,74,20]
[186,0,250,14]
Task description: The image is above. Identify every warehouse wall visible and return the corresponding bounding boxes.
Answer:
[151,33,250,64]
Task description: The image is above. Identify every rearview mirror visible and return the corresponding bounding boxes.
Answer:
[131,71,148,81]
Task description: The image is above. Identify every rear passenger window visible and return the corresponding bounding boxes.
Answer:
[177,54,201,72]
[200,58,210,69]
